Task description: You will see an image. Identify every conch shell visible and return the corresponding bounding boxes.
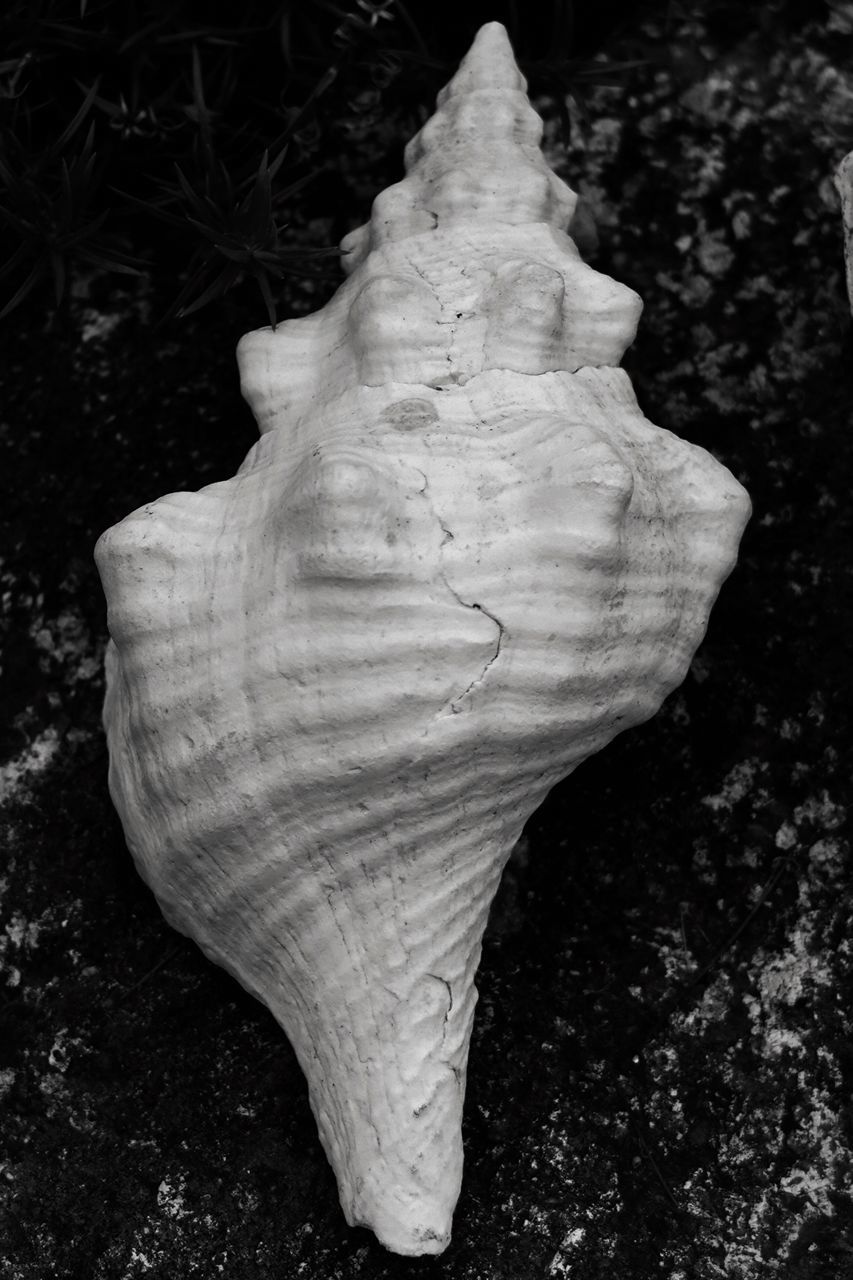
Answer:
[95,22,750,1257]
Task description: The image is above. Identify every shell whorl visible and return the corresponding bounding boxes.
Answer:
[95,20,751,1260]
[237,22,640,437]
[341,22,576,262]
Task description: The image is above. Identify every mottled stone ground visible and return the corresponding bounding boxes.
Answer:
[1,2,852,1277]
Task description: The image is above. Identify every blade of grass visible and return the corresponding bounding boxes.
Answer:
[0,261,45,318]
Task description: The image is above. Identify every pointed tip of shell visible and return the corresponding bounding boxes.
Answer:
[346,1198,453,1258]
[438,22,526,101]
[334,19,575,274]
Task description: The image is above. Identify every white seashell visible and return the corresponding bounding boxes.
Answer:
[95,22,751,1257]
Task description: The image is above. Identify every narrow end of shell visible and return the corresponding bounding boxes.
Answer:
[323,1059,464,1257]
[359,20,575,255]
[343,1179,456,1257]
[437,22,526,103]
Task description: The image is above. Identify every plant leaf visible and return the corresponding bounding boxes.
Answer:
[52,78,100,157]
[176,261,242,316]
[0,261,45,318]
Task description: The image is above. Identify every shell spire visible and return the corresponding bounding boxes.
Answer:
[442,19,525,90]
[237,21,633,438]
[95,20,751,1262]
[338,21,576,267]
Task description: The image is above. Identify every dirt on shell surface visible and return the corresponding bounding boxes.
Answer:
[1,2,852,1277]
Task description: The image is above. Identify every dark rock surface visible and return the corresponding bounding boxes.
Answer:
[1,3,851,1276]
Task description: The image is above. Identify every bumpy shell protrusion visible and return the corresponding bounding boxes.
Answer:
[95,22,751,1257]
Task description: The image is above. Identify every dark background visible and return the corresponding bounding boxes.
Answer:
[1,1,852,1276]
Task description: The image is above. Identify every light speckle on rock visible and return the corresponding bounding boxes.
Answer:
[0,728,61,804]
